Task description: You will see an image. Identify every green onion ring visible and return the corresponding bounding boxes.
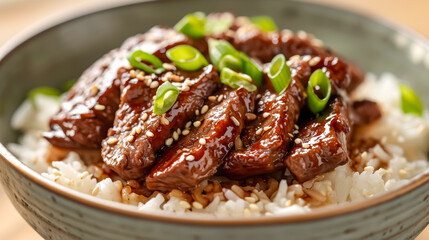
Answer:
[239,52,263,86]
[166,45,208,71]
[153,81,180,115]
[127,50,164,74]
[307,69,332,114]
[268,54,291,93]
[208,38,238,68]
[218,54,243,72]
[205,14,234,35]
[400,84,423,116]
[174,12,206,38]
[220,67,257,92]
[249,16,278,32]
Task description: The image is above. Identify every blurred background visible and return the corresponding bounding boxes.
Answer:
[0,0,428,239]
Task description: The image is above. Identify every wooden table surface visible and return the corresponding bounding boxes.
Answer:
[0,0,428,239]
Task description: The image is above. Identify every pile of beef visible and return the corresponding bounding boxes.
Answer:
[44,13,381,192]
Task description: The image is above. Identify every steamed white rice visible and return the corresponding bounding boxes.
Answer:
[8,73,429,217]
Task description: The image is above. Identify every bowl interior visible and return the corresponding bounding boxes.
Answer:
[1,0,429,150]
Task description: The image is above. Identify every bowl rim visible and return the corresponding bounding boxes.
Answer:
[1,0,429,226]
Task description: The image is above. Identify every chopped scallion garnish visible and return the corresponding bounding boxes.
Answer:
[268,54,291,93]
[174,12,206,38]
[249,16,277,32]
[166,45,208,71]
[307,69,332,114]
[220,67,257,92]
[127,50,164,74]
[208,38,238,69]
[205,14,234,35]
[400,84,423,116]
[153,82,180,115]
[218,54,243,72]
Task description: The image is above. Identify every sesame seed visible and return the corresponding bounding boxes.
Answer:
[294,124,299,130]
[130,70,136,78]
[146,131,154,137]
[195,109,200,116]
[256,128,263,135]
[136,126,142,134]
[193,121,201,127]
[263,126,271,131]
[246,113,257,120]
[256,94,262,99]
[199,138,206,145]
[162,63,175,70]
[185,121,192,129]
[150,81,159,88]
[249,203,259,211]
[208,96,217,101]
[106,137,118,145]
[288,133,294,138]
[186,155,195,161]
[126,135,134,142]
[244,197,256,203]
[137,72,145,81]
[90,85,99,96]
[94,104,105,111]
[231,116,240,126]
[184,79,192,86]
[201,105,209,114]
[182,129,190,136]
[309,56,321,66]
[179,200,191,209]
[165,138,173,146]
[145,77,152,86]
[182,86,190,91]
[364,166,374,172]
[263,112,270,118]
[295,138,302,144]
[141,113,148,121]
[302,143,310,148]
[192,201,203,209]
[217,95,224,102]
[131,128,137,136]
[293,130,299,134]
[173,131,179,141]
[176,128,181,135]
[234,137,243,149]
[243,208,251,217]
[160,117,170,125]
[399,169,408,176]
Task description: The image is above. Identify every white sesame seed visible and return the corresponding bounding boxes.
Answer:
[234,136,243,149]
[107,137,118,145]
[130,70,136,78]
[294,138,302,144]
[126,135,134,142]
[263,112,270,118]
[184,79,192,86]
[173,131,179,141]
[145,77,152,86]
[217,95,224,102]
[195,109,200,116]
[199,138,206,145]
[208,96,217,101]
[263,126,271,131]
[244,197,256,203]
[182,129,190,136]
[171,74,181,82]
[288,133,294,138]
[165,138,173,146]
[256,128,263,135]
[293,130,299,134]
[399,169,408,176]
[246,113,257,120]
[182,86,190,91]
[136,126,142,134]
[294,124,299,130]
[94,104,105,111]
[192,201,203,209]
[176,128,181,135]
[150,81,159,88]
[141,113,148,121]
[309,56,321,66]
[146,131,154,137]
[90,85,99,96]
[193,121,201,127]
[256,94,262,99]
[137,72,145,81]
[179,200,191,209]
[161,117,170,125]
[162,63,175,70]
[201,105,209,114]
[302,143,310,149]
[249,203,259,211]
[364,166,374,172]
[131,128,137,136]
[231,116,240,126]
[185,121,192,129]
[186,155,195,161]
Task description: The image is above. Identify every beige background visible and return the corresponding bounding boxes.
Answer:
[0,0,428,239]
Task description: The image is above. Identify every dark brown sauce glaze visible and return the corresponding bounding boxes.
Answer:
[146,86,256,191]
[102,65,219,180]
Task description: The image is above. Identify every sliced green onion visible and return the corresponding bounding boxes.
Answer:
[153,82,180,115]
[220,67,257,92]
[239,52,263,86]
[249,16,277,32]
[208,39,238,68]
[127,50,164,74]
[174,12,206,38]
[205,14,233,35]
[268,54,291,93]
[307,69,332,114]
[218,54,243,72]
[166,45,208,71]
[400,84,423,116]
[29,87,61,108]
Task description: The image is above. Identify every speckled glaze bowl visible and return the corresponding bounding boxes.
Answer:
[0,0,428,239]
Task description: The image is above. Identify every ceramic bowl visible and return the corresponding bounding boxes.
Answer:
[0,0,428,239]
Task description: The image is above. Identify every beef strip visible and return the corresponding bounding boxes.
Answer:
[102,65,219,180]
[146,86,256,191]
[351,100,382,126]
[222,60,311,179]
[44,26,206,151]
[284,96,351,183]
